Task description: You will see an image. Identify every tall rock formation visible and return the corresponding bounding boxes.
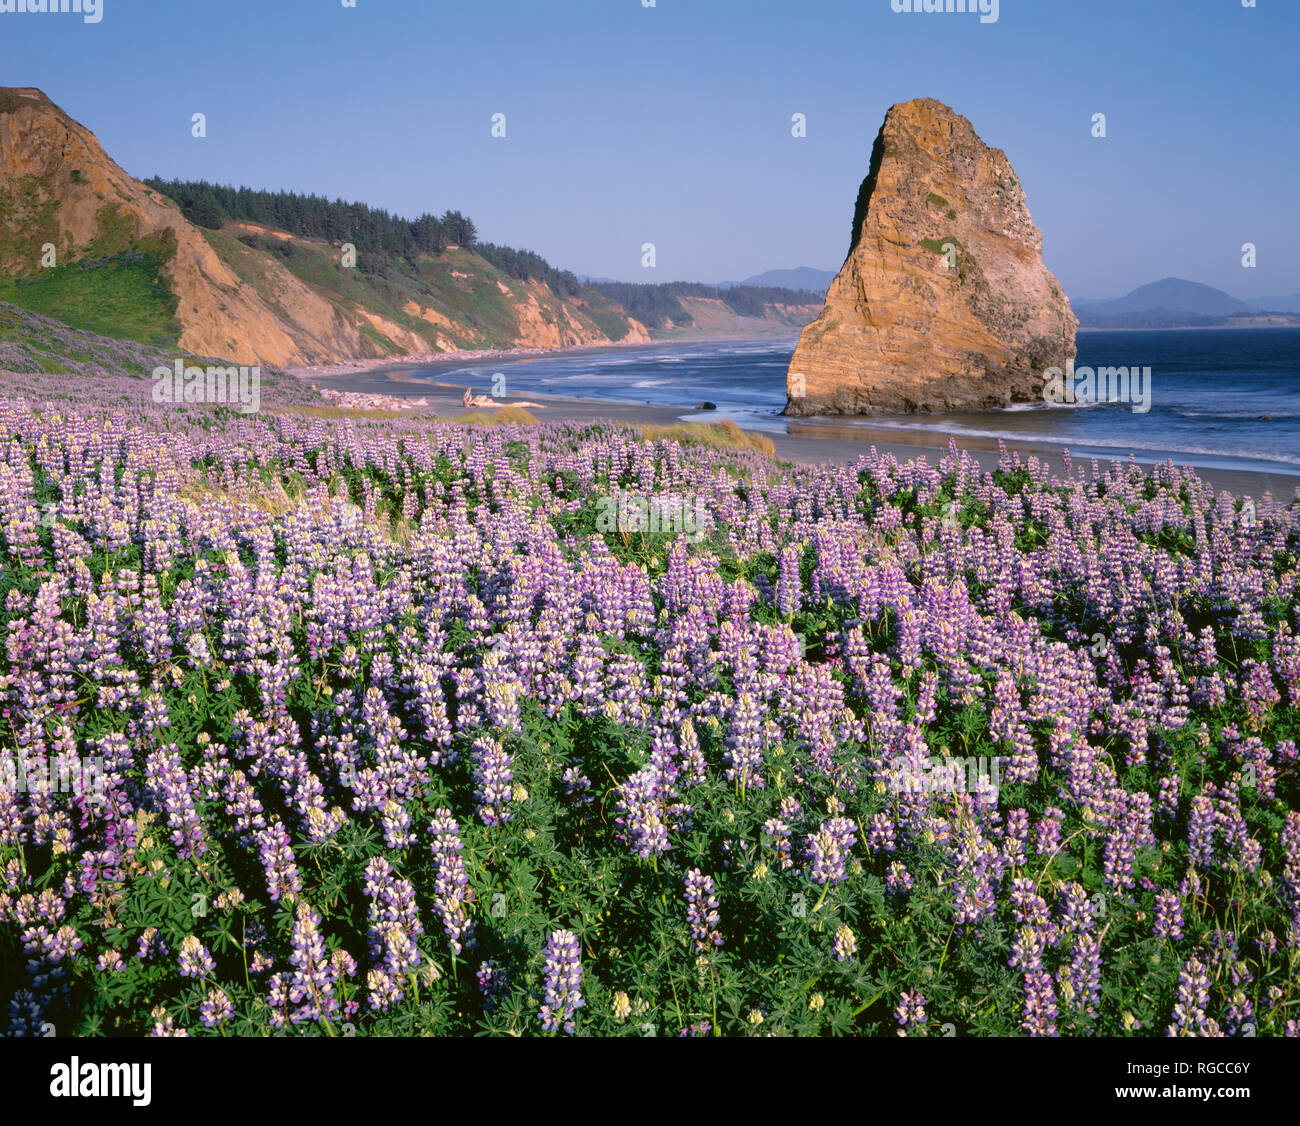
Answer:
[786,98,1077,415]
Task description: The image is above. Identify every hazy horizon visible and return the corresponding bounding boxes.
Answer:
[574,269,1299,306]
[2,0,1297,297]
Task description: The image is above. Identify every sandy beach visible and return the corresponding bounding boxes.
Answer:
[285,335,743,381]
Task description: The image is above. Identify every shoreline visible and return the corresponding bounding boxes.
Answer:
[286,332,790,381]
[289,333,1299,499]
[303,370,1299,500]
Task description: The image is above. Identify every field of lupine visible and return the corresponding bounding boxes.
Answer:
[1,348,1298,1037]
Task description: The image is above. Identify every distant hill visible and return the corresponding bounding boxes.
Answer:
[1084,278,1254,318]
[587,280,822,338]
[743,267,835,292]
[1072,277,1300,328]
[716,267,835,293]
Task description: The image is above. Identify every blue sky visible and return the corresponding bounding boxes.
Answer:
[2,0,1297,297]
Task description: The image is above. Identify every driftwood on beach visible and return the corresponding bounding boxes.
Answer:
[463,387,544,409]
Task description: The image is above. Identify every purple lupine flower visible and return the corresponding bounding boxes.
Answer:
[137,928,168,962]
[1187,795,1217,870]
[1240,660,1280,724]
[539,929,584,1035]
[1060,933,1102,1022]
[833,924,857,963]
[1102,823,1138,893]
[614,766,671,859]
[471,735,514,826]
[1156,775,1180,821]
[178,935,215,978]
[723,692,765,791]
[886,861,914,895]
[684,869,723,953]
[762,817,793,869]
[429,807,475,955]
[1001,808,1030,866]
[895,990,926,1030]
[144,745,207,859]
[148,1006,190,1038]
[199,987,233,1028]
[286,901,340,1024]
[266,974,293,1030]
[380,799,414,850]
[361,857,424,1009]
[561,766,593,806]
[477,959,507,1012]
[1282,813,1300,949]
[1153,891,1184,940]
[867,812,897,854]
[678,718,707,786]
[1021,971,1059,1037]
[255,821,302,904]
[1057,882,1095,936]
[1009,926,1051,974]
[805,817,857,886]
[1167,956,1222,1037]
[1225,965,1254,1037]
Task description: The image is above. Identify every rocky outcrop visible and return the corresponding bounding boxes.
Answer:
[0,87,645,367]
[786,98,1077,415]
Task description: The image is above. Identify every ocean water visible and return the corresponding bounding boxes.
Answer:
[413,327,1300,476]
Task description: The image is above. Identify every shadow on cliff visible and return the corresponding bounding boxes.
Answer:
[848,129,888,260]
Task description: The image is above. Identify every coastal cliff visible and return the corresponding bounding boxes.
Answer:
[0,87,648,367]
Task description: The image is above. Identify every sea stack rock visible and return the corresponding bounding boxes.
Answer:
[785,98,1077,415]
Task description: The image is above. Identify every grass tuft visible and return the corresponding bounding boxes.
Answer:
[456,407,539,425]
[637,418,775,456]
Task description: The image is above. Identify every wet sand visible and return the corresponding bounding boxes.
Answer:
[302,368,1299,501]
